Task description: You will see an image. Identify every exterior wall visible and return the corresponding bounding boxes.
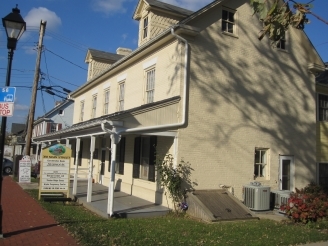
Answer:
[32,101,74,138]
[88,60,112,81]
[48,101,74,127]
[73,41,182,124]
[176,0,320,199]
[138,7,182,47]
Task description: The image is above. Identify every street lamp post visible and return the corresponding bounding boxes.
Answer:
[0,5,26,238]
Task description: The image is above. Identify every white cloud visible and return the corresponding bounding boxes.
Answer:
[160,0,212,11]
[14,104,30,111]
[24,7,62,30]
[91,0,131,15]
[122,33,128,41]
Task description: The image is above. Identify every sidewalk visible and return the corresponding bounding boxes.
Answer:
[1,176,80,246]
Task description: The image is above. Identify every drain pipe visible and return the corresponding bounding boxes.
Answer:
[101,26,189,216]
[115,27,189,135]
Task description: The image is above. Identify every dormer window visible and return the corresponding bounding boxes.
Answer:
[143,16,148,39]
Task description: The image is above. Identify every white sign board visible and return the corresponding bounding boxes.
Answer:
[40,144,71,192]
[0,102,14,117]
[19,155,31,183]
[41,158,70,190]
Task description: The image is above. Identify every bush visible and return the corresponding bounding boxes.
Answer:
[281,183,328,224]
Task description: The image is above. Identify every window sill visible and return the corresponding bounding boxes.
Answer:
[275,48,289,54]
[134,178,154,184]
[222,31,238,39]
[254,177,269,181]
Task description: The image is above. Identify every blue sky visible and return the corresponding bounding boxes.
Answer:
[0,0,327,132]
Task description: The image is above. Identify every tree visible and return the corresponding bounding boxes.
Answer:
[250,0,328,44]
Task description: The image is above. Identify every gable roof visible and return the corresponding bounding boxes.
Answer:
[133,0,193,20]
[85,48,124,63]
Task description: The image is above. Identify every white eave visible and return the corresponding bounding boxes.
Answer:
[308,63,326,74]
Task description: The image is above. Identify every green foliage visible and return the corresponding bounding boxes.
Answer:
[155,154,192,211]
[250,0,311,43]
[281,183,328,224]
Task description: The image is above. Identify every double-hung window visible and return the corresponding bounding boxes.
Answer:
[103,89,110,115]
[222,9,235,34]
[143,16,148,39]
[276,34,286,50]
[318,94,328,121]
[146,68,155,103]
[254,148,269,179]
[118,82,125,111]
[80,101,85,122]
[91,94,97,118]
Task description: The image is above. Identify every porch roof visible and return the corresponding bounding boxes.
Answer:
[33,96,180,142]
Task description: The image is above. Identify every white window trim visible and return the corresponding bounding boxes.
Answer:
[80,100,85,122]
[143,16,149,39]
[254,148,270,180]
[274,31,288,52]
[118,81,125,111]
[143,57,157,70]
[58,109,64,116]
[117,74,127,82]
[221,7,238,37]
[103,89,110,115]
[91,94,97,118]
[145,67,155,104]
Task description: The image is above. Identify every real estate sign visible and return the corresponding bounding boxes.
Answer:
[19,155,31,183]
[39,144,71,198]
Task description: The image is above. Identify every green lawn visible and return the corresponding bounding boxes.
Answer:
[26,189,328,246]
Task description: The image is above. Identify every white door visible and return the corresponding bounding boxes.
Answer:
[279,155,295,191]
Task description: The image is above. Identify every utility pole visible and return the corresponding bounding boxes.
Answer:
[25,20,46,156]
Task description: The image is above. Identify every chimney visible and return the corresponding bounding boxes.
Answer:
[116,47,132,56]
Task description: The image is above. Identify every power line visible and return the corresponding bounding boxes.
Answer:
[44,47,87,71]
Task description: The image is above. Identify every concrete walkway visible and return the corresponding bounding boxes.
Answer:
[1,176,79,246]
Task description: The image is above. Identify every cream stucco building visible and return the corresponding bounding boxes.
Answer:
[33,0,325,216]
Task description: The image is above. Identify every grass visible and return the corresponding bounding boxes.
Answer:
[25,189,328,246]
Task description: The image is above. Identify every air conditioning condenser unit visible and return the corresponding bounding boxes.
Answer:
[243,184,271,211]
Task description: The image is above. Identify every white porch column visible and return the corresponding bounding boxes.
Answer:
[87,136,95,202]
[107,133,120,216]
[73,138,81,195]
[65,139,69,147]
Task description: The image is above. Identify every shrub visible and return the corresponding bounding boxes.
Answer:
[280,183,328,224]
[155,154,193,212]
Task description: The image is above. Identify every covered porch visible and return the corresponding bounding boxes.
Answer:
[69,180,170,219]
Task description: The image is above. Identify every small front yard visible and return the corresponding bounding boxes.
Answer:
[26,189,328,246]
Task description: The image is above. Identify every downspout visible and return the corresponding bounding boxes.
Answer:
[116,27,189,134]
[101,26,189,216]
